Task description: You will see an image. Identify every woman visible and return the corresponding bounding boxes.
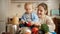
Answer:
[37,3,56,34]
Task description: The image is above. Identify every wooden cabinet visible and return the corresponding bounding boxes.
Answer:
[53,18,60,34]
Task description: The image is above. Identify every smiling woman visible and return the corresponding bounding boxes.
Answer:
[37,3,56,34]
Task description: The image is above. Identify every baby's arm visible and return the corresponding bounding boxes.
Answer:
[21,15,26,24]
[31,13,40,26]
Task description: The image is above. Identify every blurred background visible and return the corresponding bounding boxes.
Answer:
[0,0,60,34]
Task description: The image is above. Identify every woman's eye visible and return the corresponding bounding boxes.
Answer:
[40,10,42,12]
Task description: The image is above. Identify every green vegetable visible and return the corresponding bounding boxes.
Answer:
[41,24,49,33]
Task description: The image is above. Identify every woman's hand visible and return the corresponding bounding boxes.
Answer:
[34,23,41,26]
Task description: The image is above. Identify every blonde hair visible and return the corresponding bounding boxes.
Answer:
[24,2,33,8]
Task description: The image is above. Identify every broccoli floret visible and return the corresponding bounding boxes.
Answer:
[41,24,49,33]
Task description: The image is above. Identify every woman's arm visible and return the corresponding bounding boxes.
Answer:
[46,16,55,32]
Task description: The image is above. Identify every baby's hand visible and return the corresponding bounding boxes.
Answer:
[26,21,32,27]
[20,21,25,24]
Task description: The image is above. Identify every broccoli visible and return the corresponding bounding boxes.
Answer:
[41,24,49,33]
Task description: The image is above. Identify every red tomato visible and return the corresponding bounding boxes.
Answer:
[32,27,39,32]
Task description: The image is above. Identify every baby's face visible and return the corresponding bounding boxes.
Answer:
[25,5,32,14]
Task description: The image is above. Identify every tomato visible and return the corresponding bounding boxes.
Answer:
[32,27,39,32]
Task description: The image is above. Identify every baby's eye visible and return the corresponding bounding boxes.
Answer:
[26,9,31,10]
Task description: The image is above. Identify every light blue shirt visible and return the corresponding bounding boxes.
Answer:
[21,12,39,22]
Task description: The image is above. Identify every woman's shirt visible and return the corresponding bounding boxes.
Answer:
[39,15,55,32]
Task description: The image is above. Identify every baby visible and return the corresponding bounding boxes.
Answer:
[21,3,39,26]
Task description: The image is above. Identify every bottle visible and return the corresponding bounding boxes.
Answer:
[7,24,18,34]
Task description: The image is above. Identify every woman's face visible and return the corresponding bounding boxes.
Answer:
[37,6,46,18]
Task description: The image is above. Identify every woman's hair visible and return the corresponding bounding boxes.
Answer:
[37,3,48,15]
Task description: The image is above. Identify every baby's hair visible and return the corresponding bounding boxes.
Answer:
[37,3,48,15]
[24,2,33,8]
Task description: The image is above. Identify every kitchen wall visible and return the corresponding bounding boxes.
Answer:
[0,0,59,34]
[0,0,10,34]
[8,0,59,17]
